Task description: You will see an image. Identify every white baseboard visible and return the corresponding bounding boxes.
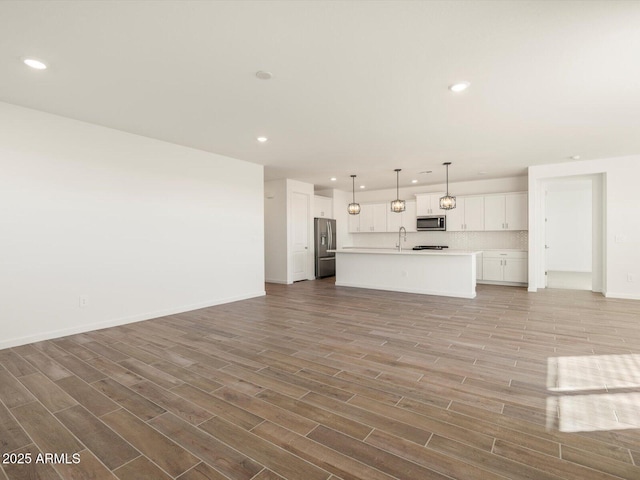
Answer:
[604,292,640,301]
[0,291,266,350]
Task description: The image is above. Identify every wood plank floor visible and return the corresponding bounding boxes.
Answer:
[2,280,640,479]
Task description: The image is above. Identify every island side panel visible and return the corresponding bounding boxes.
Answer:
[334,252,476,299]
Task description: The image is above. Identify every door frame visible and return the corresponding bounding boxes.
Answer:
[537,174,605,293]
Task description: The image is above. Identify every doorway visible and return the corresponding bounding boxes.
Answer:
[543,175,603,291]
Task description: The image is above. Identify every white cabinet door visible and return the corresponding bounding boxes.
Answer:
[404,201,417,232]
[446,200,465,231]
[372,203,387,232]
[416,194,430,216]
[348,212,360,233]
[387,200,416,232]
[313,196,332,218]
[446,196,484,231]
[359,203,387,232]
[505,193,527,230]
[484,193,527,231]
[465,196,485,231]
[482,251,528,283]
[359,204,374,232]
[482,257,503,281]
[415,193,445,216]
[504,258,528,283]
[476,252,483,280]
[484,195,506,231]
[387,207,402,232]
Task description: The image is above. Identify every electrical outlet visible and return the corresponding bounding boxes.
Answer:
[79,296,89,308]
[628,274,636,283]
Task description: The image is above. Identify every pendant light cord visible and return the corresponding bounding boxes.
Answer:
[352,175,356,203]
[446,164,449,195]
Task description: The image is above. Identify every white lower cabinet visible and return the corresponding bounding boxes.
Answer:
[482,251,527,284]
[476,252,483,281]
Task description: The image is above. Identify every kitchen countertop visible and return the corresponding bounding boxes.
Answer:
[330,248,481,256]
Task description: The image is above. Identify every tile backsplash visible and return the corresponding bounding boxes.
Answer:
[348,230,528,251]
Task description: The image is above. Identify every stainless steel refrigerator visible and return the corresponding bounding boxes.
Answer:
[314,218,336,278]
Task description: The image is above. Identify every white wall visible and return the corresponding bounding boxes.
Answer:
[0,102,265,348]
[352,176,527,203]
[529,156,640,300]
[264,178,315,283]
[264,179,288,283]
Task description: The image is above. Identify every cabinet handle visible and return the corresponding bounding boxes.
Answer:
[505,222,509,229]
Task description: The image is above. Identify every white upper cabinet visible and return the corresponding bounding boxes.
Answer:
[313,195,333,218]
[505,193,528,230]
[415,193,446,216]
[484,193,527,231]
[444,196,484,232]
[386,200,417,232]
[359,203,387,232]
[349,192,526,233]
[348,211,360,233]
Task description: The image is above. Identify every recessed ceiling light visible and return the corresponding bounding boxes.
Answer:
[257,136,268,143]
[24,58,47,70]
[449,81,470,93]
[478,171,487,175]
[411,179,418,184]
[256,71,272,80]
[330,177,337,181]
[570,155,581,160]
[359,185,365,189]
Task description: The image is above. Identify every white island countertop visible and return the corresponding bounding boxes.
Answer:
[330,248,480,256]
[331,248,479,298]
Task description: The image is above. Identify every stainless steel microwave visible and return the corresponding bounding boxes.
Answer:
[417,215,446,231]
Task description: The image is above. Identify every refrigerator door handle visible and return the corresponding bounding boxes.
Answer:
[328,221,332,250]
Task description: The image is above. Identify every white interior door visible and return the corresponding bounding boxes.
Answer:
[291,192,309,282]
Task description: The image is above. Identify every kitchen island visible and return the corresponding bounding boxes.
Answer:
[331,248,479,299]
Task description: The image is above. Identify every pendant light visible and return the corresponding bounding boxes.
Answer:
[439,162,456,210]
[390,169,406,213]
[348,174,361,215]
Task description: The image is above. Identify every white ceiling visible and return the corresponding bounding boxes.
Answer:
[2,1,640,192]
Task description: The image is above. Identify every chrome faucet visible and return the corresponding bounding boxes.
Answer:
[396,226,407,251]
